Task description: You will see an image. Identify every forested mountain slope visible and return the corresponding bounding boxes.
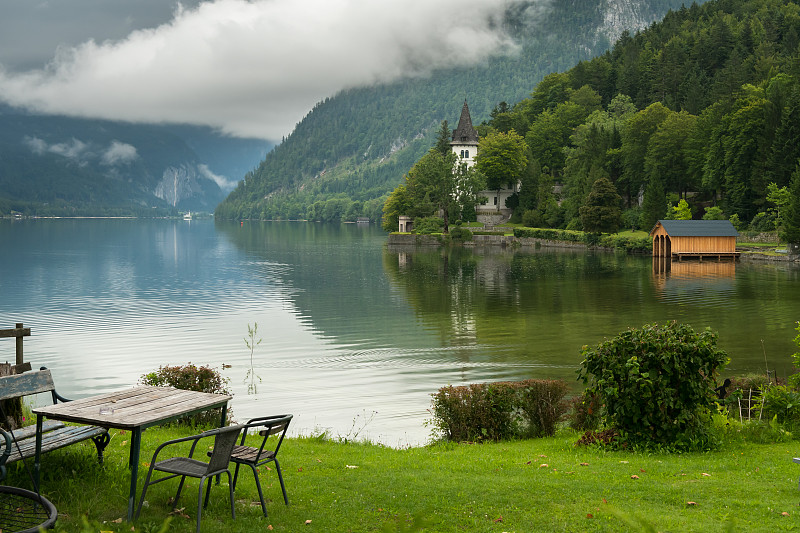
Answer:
[470,0,800,233]
[216,0,693,221]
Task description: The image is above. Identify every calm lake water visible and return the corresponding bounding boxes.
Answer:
[1,219,798,446]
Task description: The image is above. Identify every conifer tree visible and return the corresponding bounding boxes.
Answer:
[640,177,666,230]
[780,164,800,247]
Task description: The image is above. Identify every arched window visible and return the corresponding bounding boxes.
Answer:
[464,150,469,159]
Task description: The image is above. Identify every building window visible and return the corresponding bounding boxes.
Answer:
[464,150,469,159]
[460,150,465,158]
[493,196,498,205]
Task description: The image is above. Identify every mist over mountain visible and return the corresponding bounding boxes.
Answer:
[0,105,270,216]
[216,0,694,221]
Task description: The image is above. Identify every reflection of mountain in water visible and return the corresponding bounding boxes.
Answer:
[216,221,800,380]
[383,244,650,367]
[215,220,430,350]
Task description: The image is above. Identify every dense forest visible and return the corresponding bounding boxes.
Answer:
[215,0,690,222]
[476,0,800,234]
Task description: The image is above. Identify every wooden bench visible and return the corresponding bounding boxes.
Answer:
[0,368,109,479]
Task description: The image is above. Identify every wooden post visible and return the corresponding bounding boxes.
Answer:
[0,323,31,366]
[15,323,24,365]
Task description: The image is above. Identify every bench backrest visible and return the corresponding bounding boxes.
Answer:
[0,369,55,402]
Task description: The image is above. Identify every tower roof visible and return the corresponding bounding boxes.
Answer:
[451,100,479,145]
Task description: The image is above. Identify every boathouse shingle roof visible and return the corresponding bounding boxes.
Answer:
[651,220,739,237]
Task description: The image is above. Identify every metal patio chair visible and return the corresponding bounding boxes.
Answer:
[135,424,243,533]
[229,414,292,517]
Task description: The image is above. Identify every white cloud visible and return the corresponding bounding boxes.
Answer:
[23,136,48,155]
[0,0,528,140]
[102,140,138,165]
[198,163,236,191]
[24,136,90,160]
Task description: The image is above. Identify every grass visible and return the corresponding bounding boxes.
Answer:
[4,426,800,532]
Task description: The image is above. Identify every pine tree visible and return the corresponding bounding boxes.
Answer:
[579,177,622,234]
[435,120,451,157]
[780,164,800,247]
[639,177,666,230]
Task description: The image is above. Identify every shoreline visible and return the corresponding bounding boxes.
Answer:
[387,233,800,262]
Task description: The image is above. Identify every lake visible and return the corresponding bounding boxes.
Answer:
[1,219,798,446]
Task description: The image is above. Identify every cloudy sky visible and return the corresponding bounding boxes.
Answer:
[0,0,528,141]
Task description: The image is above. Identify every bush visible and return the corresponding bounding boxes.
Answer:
[429,382,516,442]
[429,379,570,442]
[749,211,776,232]
[577,322,729,450]
[566,391,601,431]
[516,380,570,438]
[598,234,652,253]
[788,322,800,389]
[448,226,473,241]
[513,228,582,242]
[759,385,800,430]
[140,363,232,426]
[413,216,444,234]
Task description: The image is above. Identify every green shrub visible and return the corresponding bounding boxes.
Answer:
[448,226,473,241]
[577,322,729,451]
[567,391,601,431]
[516,380,570,438]
[598,234,652,253]
[413,216,444,234]
[140,363,232,426]
[429,382,516,442]
[788,322,800,389]
[429,379,570,442]
[759,385,800,430]
[513,227,582,242]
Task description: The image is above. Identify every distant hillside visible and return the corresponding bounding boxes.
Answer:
[0,106,270,217]
[216,0,695,221]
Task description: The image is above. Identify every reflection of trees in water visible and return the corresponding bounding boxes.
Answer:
[383,246,635,354]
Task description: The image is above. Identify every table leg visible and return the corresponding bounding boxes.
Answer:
[33,415,43,493]
[127,428,142,521]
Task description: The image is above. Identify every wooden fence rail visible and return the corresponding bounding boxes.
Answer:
[0,323,31,366]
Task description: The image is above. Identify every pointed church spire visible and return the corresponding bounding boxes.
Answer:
[451,100,479,144]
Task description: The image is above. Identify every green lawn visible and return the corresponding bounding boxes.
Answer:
[6,427,800,532]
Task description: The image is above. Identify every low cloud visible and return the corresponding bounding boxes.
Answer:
[24,136,90,160]
[102,141,138,165]
[198,164,236,191]
[0,0,534,140]
[24,136,138,167]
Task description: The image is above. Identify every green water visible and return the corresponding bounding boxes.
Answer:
[1,219,798,445]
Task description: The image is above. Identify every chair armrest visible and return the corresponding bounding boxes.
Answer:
[0,428,11,463]
[38,366,73,403]
[244,414,293,426]
[51,389,72,404]
[147,427,232,463]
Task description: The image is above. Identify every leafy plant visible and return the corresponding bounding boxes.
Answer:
[567,391,601,431]
[759,385,800,430]
[140,363,231,426]
[244,322,263,395]
[429,379,570,442]
[447,226,473,241]
[412,216,444,235]
[788,322,800,389]
[577,322,729,450]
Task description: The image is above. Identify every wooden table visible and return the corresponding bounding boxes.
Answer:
[33,386,231,521]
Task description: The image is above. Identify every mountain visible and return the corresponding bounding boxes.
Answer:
[215,0,696,222]
[0,105,270,217]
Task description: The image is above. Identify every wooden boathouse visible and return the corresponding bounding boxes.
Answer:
[650,220,739,260]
